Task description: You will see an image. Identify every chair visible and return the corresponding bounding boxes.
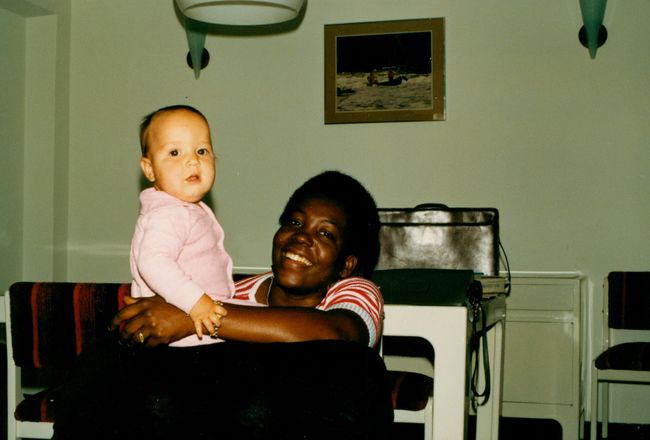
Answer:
[376,276,435,439]
[5,282,128,440]
[383,336,435,439]
[590,272,650,440]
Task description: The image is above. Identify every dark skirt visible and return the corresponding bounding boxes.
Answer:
[52,337,394,440]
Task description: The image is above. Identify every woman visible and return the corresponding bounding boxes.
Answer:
[54,171,392,440]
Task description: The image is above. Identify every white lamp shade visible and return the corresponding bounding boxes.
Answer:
[175,0,305,25]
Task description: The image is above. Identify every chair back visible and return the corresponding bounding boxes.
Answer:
[8,282,129,369]
[604,272,650,351]
[606,272,650,330]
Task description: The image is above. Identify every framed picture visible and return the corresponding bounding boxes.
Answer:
[324,18,445,124]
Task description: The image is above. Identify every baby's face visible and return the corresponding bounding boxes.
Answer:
[140,109,216,203]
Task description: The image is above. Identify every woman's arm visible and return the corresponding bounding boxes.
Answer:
[112,296,368,347]
[219,304,369,345]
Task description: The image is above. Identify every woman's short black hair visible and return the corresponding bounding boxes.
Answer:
[139,104,208,156]
[280,171,380,278]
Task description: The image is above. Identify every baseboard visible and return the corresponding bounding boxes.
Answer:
[498,418,650,440]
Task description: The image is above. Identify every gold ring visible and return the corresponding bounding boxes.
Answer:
[137,331,145,343]
[213,300,223,306]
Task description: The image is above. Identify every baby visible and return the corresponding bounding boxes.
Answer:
[130,104,232,346]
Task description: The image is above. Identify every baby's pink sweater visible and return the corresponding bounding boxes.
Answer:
[130,188,234,346]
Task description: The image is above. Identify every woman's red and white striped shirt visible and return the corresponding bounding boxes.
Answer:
[232,272,384,348]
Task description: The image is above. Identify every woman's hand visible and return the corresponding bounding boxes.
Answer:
[112,295,195,347]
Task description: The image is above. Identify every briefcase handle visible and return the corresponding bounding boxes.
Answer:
[414,203,448,209]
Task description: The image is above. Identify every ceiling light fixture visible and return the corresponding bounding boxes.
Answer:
[175,0,306,78]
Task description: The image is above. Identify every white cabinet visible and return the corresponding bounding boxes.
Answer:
[501,274,584,439]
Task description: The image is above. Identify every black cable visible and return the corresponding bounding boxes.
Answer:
[499,239,511,295]
[470,302,491,410]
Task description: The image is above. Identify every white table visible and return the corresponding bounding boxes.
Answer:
[383,295,506,440]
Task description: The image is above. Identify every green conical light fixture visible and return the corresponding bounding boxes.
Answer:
[579,0,607,59]
[184,18,208,79]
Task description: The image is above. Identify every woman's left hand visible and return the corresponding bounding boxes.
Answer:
[112,295,196,347]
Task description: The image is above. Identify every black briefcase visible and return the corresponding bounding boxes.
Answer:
[377,204,500,276]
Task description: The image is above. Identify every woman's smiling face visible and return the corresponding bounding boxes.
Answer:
[271,197,357,296]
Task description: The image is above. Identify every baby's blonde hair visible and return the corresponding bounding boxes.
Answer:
[139,105,208,157]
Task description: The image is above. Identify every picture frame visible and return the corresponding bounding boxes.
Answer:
[324,18,445,124]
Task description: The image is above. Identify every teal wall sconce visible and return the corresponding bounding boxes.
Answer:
[578,0,608,59]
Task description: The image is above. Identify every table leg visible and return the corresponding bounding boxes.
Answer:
[426,307,471,440]
[475,320,505,440]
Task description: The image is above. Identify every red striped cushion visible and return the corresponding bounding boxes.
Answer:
[9,282,129,422]
[9,282,129,369]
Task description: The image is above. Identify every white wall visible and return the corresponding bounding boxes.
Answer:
[0,7,26,292]
[3,0,650,424]
[23,13,58,280]
[1,0,68,287]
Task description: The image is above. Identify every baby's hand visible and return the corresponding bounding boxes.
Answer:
[189,294,227,339]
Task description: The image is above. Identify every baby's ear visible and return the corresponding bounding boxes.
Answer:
[139,157,156,182]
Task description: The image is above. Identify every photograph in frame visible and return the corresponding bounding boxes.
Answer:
[324,18,445,124]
